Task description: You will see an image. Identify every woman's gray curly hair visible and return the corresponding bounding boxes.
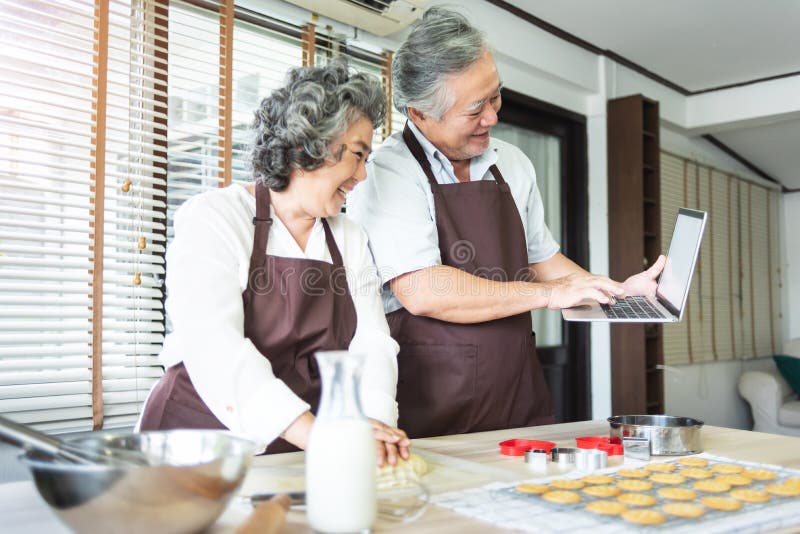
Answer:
[250,60,386,191]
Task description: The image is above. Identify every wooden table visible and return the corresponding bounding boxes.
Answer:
[2,421,800,533]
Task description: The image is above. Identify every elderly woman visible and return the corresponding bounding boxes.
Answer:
[139,61,409,464]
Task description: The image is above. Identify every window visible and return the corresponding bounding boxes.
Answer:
[1,0,395,432]
[0,0,167,432]
[660,152,782,364]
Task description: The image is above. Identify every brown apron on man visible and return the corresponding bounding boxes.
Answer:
[387,125,554,438]
[139,182,357,453]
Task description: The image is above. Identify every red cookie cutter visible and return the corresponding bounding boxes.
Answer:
[499,439,557,456]
[575,435,623,456]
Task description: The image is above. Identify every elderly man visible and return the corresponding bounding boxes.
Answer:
[348,7,664,438]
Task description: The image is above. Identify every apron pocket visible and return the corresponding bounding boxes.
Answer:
[396,343,477,438]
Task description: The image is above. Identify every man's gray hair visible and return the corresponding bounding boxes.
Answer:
[250,60,386,191]
[392,6,489,120]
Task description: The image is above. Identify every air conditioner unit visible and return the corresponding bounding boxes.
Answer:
[284,0,428,36]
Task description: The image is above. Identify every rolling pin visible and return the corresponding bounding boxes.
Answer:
[235,494,291,534]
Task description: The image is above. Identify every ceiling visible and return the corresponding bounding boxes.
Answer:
[501,0,800,190]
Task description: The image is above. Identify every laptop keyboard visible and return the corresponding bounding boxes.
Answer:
[601,296,666,319]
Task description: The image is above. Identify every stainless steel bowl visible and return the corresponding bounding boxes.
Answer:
[20,430,255,534]
[608,415,704,456]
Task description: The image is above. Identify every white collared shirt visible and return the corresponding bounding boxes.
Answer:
[147,184,399,450]
[348,121,560,314]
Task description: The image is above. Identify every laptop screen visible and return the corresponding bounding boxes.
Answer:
[656,208,707,317]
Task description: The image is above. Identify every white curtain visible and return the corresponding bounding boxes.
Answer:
[492,123,562,347]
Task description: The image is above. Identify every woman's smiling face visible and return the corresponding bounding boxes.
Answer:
[287,115,374,219]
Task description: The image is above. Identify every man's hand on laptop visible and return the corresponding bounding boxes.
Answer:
[545,273,626,310]
[622,255,666,298]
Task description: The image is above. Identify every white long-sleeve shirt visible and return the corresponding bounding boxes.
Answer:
[151,183,399,450]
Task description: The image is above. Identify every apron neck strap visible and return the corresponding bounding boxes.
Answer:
[403,123,509,190]
[321,218,344,267]
[250,181,274,273]
[403,123,439,190]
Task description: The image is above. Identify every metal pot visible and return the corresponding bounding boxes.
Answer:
[608,415,704,456]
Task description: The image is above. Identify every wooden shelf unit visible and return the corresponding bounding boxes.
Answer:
[607,94,664,415]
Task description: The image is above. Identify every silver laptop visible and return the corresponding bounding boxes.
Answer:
[562,208,707,323]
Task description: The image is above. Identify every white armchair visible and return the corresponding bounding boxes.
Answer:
[738,339,800,436]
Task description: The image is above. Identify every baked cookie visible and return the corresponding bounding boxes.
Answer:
[621,509,665,525]
[658,487,697,501]
[784,478,800,489]
[515,483,549,495]
[649,473,686,485]
[764,483,800,497]
[693,479,731,493]
[618,492,657,507]
[677,457,709,467]
[742,468,777,481]
[616,479,653,492]
[662,502,706,518]
[549,479,585,490]
[680,467,713,479]
[582,474,615,485]
[701,496,742,511]
[730,488,770,503]
[715,474,752,486]
[711,463,744,474]
[542,490,581,504]
[645,462,677,472]
[617,469,649,478]
[586,500,627,516]
[583,485,621,498]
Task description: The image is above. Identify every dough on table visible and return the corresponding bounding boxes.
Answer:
[376,452,429,488]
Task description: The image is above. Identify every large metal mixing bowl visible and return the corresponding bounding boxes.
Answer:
[608,415,704,456]
[20,429,255,534]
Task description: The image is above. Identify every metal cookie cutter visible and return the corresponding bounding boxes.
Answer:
[524,448,549,471]
[550,447,580,467]
[623,437,651,462]
[576,449,608,472]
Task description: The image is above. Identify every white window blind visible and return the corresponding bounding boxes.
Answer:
[660,151,782,366]
[0,0,166,433]
[166,1,304,239]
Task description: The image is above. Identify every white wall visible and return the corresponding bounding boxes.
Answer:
[253,0,798,426]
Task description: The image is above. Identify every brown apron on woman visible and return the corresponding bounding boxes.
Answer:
[139,182,357,453]
[387,125,554,438]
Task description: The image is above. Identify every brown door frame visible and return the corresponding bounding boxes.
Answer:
[498,88,590,422]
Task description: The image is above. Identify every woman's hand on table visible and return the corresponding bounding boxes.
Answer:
[370,418,411,467]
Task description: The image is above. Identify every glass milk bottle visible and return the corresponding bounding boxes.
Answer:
[306,351,376,533]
